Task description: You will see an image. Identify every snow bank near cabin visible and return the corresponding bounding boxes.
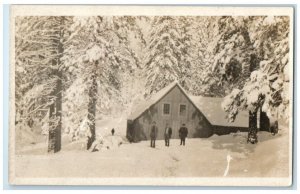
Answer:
[15,122,46,150]
[89,135,124,152]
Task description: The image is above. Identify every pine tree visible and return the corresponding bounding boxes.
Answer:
[249,16,290,120]
[221,16,290,143]
[186,16,220,96]
[62,16,138,149]
[213,16,260,143]
[15,16,72,152]
[210,17,256,94]
[144,16,195,96]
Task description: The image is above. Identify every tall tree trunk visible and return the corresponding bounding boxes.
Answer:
[48,17,64,153]
[246,45,260,143]
[48,70,62,153]
[87,74,97,150]
[248,110,258,144]
[48,93,56,152]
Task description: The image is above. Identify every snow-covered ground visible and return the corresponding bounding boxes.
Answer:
[14,127,290,178]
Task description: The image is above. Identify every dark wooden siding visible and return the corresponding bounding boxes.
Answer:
[259,111,270,131]
[127,86,213,142]
[213,126,248,135]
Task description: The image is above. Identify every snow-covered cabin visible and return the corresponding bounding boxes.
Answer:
[126,82,249,142]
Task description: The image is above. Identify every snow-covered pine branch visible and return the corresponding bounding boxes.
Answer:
[222,16,290,122]
[62,16,139,149]
[15,16,73,152]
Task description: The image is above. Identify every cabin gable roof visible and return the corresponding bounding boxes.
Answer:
[189,96,249,128]
[127,81,178,121]
[128,82,249,128]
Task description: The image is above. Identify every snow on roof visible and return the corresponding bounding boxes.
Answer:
[189,96,249,128]
[128,82,249,128]
[128,81,178,120]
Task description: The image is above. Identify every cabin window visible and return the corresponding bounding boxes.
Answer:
[163,103,171,115]
[179,104,187,116]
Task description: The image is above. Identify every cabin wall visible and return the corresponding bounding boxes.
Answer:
[259,111,270,132]
[128,86,213,142]
[213,126,248,135]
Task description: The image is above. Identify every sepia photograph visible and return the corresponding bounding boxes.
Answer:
[8,5,293,186]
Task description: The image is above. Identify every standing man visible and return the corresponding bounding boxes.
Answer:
[164,123,172,147]
[111,128,115,136]
[179,123,188,146]
[150,121,158,148]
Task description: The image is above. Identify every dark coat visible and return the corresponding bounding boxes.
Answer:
[164,127,172,139]
[150,125,158,139]
[179,127,188,138]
